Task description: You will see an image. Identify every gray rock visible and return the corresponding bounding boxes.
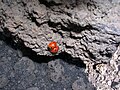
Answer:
[0,75,9,88]
[14,57,35,73]
[0,0,120,90]
[0,0,119,64]
[48,60,65,82]
[0,39,95,90]
[72,78,95,90]
[27,87,39,90]
[87,45,120,90]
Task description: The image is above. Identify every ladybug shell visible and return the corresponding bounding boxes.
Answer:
[50,46,59,54]
[48,41,59,54]
[48,42,57,50]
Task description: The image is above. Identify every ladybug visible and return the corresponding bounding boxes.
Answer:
[48,41,59,54]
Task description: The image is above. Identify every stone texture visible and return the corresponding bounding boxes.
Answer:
[48,60,65,82]
[0,40,94,90]
[72,78,95,90]
[0,0,120,63]
[0,75,9,88]
[86,45,120,90]
[0,0,120,90]
[27,87,39,90]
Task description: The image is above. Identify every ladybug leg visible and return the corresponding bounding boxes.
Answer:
[48,46,52,51]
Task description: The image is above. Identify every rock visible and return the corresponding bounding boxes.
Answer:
[0,39,95,90]
[17,50,23,58]
[0,0,120,64]
[14,57,36,84]
[48,60,65,82]
[0,0,120,90]
[72,78,95,90]
[87,45,120,90]
[27,87,39,90]
[14,57,35,73]
[0,0,119,65]
[0,75,9,88]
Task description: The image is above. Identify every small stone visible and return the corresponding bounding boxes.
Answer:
[14,57,35,73]
[108,80,111,86]
[0,75,9,88]
[48,60,65,82]
[17,50,23,58]
[72,78,86,90]
[27,87,39,90]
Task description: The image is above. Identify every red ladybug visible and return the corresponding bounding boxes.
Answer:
[48,41,59,54]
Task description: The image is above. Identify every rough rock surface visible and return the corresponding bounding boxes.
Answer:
[0,0,120,90]
[86,45,120,90]
[0,39,95,90]
[0,0,120,61]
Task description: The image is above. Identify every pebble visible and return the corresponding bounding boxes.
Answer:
[0,75,9,88]
[27,87,39,90]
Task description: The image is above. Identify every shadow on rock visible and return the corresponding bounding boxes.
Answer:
[0,32,86,68]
